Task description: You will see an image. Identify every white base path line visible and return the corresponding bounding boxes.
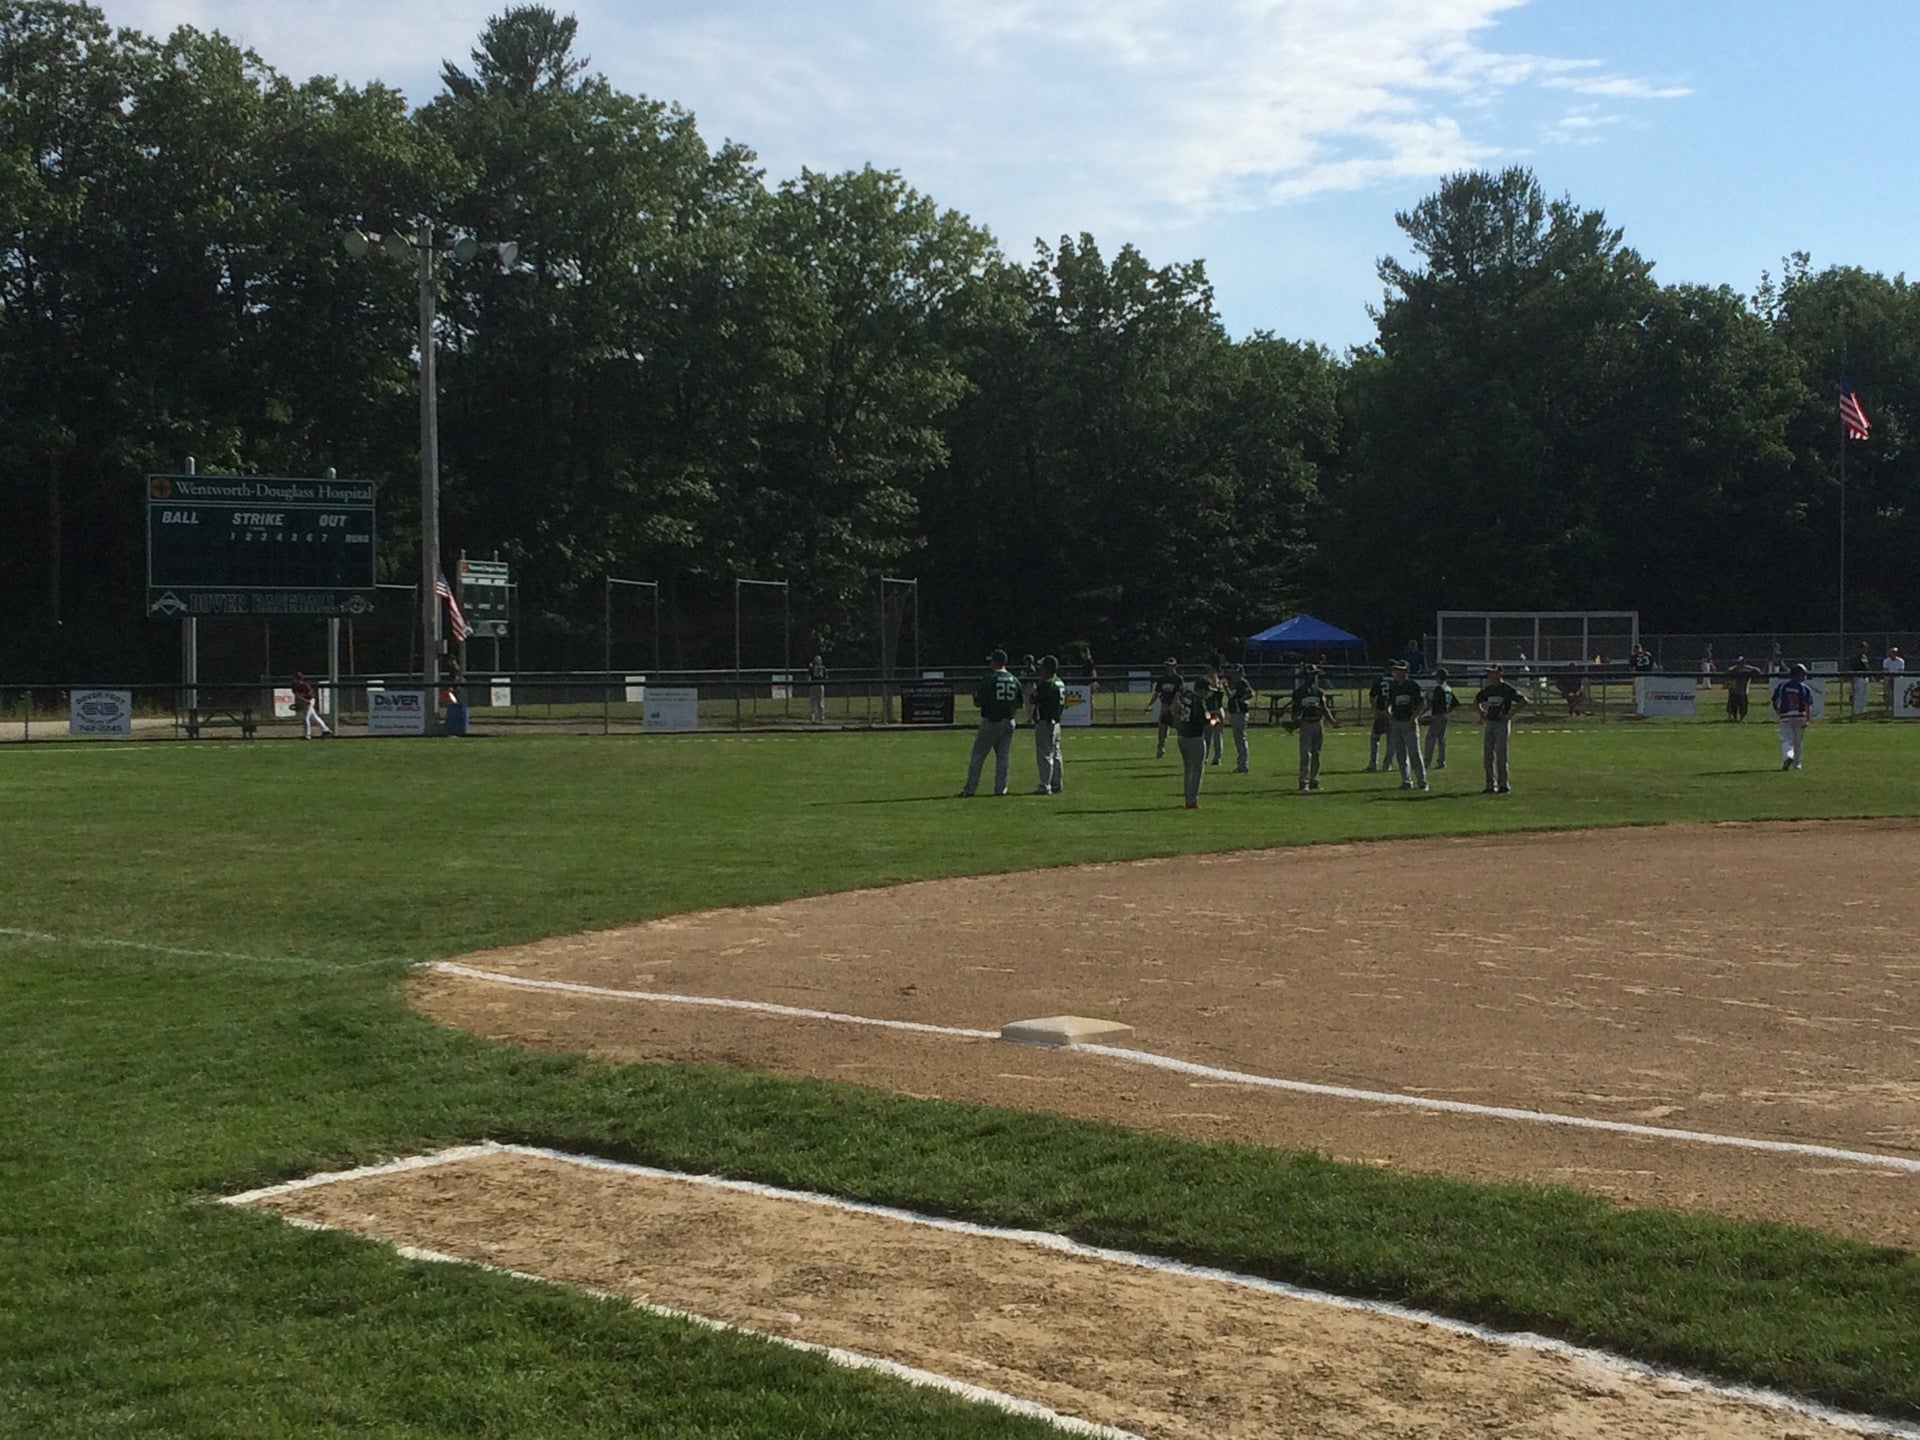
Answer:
[0,925,360,971]
[225,1142,1920,1440]
[426,962,1920,1176]
[222,1148,1138,1440]
[428,961,1001,1039]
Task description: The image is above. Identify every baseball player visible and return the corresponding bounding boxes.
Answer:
[1384,659,1428,790]
[1204,667,1227,765]
[1174,675,1218,808]
[290,671,330,739]
[1771,662,1814,770]
[959,649,1023,797]
[1365,662,1393,771]
[1148,658,1183,758]
[1422,666,1457,772]
[1224,663,1255,772]
[808,654,828,723]
[1289,664,1339,791]
[1031,654,1067,794]
[1475,664,1527,794]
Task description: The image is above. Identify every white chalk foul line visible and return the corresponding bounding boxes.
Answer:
[226,1142,1920,1440]
[425,961,1920,1177]
[222,1149,1140,1440]
[427,961,1001,1039]
[0,925,358,970]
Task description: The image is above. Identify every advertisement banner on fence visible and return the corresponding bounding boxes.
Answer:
[366,689,428,736]
[1634,678,1697,718]
[624,675,646,704]
[1061,683,1094,728]
[489,680,512,708]
[1896,679,1920,719]
[644,686,698,732]
[273,687,295,718]
[69,690,132,736]
[899,681,955,725]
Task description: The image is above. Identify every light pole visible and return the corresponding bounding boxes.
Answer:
[344,223,518,731]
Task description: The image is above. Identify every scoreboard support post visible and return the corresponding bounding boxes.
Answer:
[183,457,198,718]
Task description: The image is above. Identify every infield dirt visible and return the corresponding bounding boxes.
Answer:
[414,818,1920,1248]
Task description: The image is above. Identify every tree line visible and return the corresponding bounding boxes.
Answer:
[3,3,1913,680]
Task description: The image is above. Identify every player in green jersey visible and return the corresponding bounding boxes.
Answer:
[1031,655,1067,794]
[960,649,1023,797]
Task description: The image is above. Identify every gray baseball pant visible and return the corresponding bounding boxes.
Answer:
[1778,716,1806,766]
[1207,718,1223,764]
[1422,713,1448,769]
[1156,705,1173,757]
[963,718,1016,795]
[1230,711,1249,771]
[1389,718,1426,786]
[1178,734,1206,805]
[1034,719,1063,791]
[1296,719,1323,788]
[1483,719,1511,791]
[1369,715,1388,768]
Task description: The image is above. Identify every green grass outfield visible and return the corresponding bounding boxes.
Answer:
[4,722,1919,1436]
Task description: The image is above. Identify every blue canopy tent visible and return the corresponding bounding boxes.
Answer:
[1246,614,1366,655]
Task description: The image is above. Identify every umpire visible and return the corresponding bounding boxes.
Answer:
[959,649,1023,797]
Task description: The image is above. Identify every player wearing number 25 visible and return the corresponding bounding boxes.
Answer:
[960,650,1024,798]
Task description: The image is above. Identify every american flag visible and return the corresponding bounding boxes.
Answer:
[1839,381,1871,442]
[435,572,472,642]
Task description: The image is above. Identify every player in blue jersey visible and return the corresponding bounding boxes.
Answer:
[1770,662,1815,771]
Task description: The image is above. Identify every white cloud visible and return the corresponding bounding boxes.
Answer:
[91,0,1688,336]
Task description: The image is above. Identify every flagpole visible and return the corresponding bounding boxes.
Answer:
[1838,415,1847,656]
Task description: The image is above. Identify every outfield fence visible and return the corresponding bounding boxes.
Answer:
[6,661,1918,744]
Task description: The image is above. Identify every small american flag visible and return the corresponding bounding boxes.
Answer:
[1839,381,1871,442]
[435,572,472,642]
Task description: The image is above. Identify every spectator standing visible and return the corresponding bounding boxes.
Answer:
[959,650,1022,797]
[1404,638,1427,675]
[1851,642,1874,716]
[1885,646,1906,711]
[1700,642,1716,684]
[1031,655,1066,794]
[1771,662,1815,770]
[1476,664,1527,794]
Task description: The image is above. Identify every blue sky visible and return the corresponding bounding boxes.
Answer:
[98,1,1919,351]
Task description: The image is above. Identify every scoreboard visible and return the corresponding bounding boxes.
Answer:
[146,474,377,618]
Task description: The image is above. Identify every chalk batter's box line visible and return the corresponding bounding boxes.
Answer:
[223,1142,1920,1440]
[221,1147,1138,1440]
[424,961,1920,1178]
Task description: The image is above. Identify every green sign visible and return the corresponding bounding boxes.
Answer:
[458,557,511,637]
[146,473,377,618]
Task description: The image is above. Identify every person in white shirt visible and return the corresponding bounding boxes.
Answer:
[1884,646,1906,711]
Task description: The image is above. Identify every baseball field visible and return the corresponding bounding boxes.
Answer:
[7,720,1920,1437]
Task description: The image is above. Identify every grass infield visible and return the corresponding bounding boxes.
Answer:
[4,722,1919,1436]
